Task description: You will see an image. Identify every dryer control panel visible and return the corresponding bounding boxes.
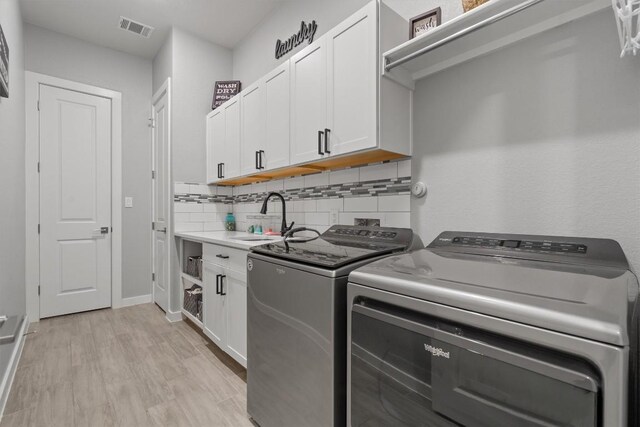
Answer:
[429,231,628,269]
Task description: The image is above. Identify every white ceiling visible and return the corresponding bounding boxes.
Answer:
[20,0,286,59]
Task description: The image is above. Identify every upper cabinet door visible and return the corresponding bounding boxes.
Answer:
[326,1,377,156]
[207,108,225,184]
[264,62,291,171]
[240,82,265,176]
[290,37,328,165]
[222,96,241,179]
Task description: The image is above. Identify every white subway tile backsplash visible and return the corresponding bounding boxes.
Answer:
[303,199,317,212]
[305,212,329,226]
[329,168,359,185]
[174,183,190,194]
[378,194,410,212]
[174,158,411,235]
[283,176,304,191]
[174,203,203,213]
[316,198,343,212]
[344,197,378,212]
[217,186,233,196]
[304,172,329,188]
[383,212,411,228]
[397,159,411,178]
[359,162,397,181]
[175,222,204,232]
[174,213,191,223]
[252,182,267,194]
[266,179,284,192]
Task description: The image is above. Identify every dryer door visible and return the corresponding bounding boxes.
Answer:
[350,300,601,427]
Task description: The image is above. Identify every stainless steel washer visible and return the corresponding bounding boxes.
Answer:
[347,231,639,427]
[247,225,423,427]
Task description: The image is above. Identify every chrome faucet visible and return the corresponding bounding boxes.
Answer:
[260,192,294,236]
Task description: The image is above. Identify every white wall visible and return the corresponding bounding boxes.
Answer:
[171,28,233,184]
[152,29,173,95]
[412,10,640,271]
[0,0,25,400]
[232,0,370,85]
[24,24,154,299]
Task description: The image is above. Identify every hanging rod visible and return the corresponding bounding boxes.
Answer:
[385,0,546,72]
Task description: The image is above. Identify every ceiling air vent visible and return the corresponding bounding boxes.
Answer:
[118,16,154,38]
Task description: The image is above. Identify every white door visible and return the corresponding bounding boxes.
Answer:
[290,37,328,165]
[264,62,291,170]
[326,2,377,155]
[152,82,170,312]
[203,261,226,347]
[240,82,265,176]
[225,270,247,367]
[207,109,224,184]
[39,85,112,318]
[222,96,241,179]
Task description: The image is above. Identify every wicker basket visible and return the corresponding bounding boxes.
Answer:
[185,256,202,279]
[462,0,490,12]
[184,285,203,319]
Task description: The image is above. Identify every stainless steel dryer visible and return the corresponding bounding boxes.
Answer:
[347,231,639,427]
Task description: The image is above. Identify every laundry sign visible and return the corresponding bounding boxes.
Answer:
[212,80,241,110]
[275,20,318,59]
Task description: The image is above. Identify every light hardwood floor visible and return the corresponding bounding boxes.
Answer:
[0,304,252,427]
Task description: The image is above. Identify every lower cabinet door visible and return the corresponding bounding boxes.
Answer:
[203,261,226,348]
[225,270,247,367]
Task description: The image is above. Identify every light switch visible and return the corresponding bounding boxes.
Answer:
[125,197,134,208]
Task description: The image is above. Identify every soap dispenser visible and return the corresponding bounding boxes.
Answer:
[225,212,236,231]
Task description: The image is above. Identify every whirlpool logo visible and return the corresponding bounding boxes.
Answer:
[424,344,450,359]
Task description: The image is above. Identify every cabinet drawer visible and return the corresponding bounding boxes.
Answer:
[203,244,247,273]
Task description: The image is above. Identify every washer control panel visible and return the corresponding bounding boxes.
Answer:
[451,236,587,254]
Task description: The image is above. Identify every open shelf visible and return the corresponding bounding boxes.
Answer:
[181,272,203,287]
[383,0,609,89]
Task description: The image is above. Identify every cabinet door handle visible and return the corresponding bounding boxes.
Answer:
[255,151,259,170]
[221,163,225,179]
[324,128,331,154]
[318,130,325,155]
[216,254,229,259]
[215,274,221,294]
[217,163,221,179]
[220,275,227,296]
[259,150,265,169]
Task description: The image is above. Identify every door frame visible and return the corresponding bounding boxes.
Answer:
[150,78,172,314]
[25,71,123,321]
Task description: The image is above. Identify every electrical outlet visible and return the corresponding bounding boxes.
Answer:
[125,197,134,208]
[330,209,339,225]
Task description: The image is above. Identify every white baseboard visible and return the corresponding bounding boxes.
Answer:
[165,310,182,323]
[117,294,152,308]
[0,315,28,419]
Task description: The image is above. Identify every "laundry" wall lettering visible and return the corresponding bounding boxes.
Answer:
[275,20,318,59]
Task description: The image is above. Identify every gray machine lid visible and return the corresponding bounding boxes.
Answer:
[349,231,639,347]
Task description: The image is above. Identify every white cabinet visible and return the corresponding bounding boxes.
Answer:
[326,2,377,155]
[207,1,411,183]
[206,108,224,184]
[205,96,241,184]
[241,62,291,175]
[290,2,383,163]
[202,244,247,368]
[240,82,265,176]
[290,37,327,165]
[263,62,290,170]
[203,261,226,347]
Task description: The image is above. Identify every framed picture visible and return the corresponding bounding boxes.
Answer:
[410,7,442,39]
[0,23,8,98]
[212,80,241,110]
